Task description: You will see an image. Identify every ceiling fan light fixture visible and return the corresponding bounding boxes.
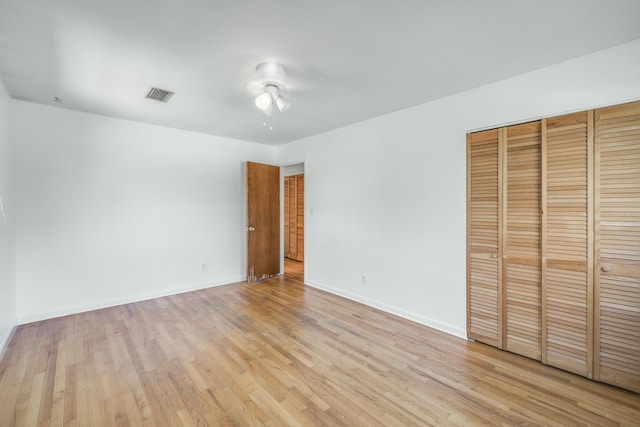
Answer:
[274,94,291,112]
[247,63,292,121]
[254,91,273,110]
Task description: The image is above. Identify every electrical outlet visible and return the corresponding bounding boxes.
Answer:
[201,264,208,271]
[361,274,366,284]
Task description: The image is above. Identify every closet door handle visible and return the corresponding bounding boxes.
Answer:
[601,264,613,273]
[490,253,498,259]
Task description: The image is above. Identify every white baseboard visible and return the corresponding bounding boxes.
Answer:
[0,324,17,362]
[17,276,244,325]
[305,280,467,340]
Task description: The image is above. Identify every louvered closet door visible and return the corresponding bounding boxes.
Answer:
[504,122,542,360]
[594,101,640,393]
[295,175,305,262]
[467,129,502,348]
[284,177,291,256]
[542,112,593,377]
[285,175,305,262]
[286,176,298,259]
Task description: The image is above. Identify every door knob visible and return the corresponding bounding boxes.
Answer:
[601,264,612,273]
[248,226,255,232]
[490,253,498,259]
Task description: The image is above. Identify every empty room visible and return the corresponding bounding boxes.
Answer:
[0,1,639,425]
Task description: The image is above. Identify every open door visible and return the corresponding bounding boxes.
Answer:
[246,161,280,283]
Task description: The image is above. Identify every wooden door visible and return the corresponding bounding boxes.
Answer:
[542,112,593,377]
[284,175,305,262]
[503,122,542,360]
[247,161,280,283]
[594,101,640,392]
[284,177,292,257]
[295,175,304,261]
[467,129,502,348]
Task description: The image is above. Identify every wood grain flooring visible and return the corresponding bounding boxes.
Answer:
[0,267,638,426]
[284,258,303,282]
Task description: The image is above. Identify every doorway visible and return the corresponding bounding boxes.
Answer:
[282,163,304,281]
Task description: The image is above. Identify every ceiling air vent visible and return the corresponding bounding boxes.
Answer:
[145,87,175,103]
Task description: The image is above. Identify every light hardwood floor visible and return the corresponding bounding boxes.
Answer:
[284,258,303,282]
[0,267,638,426]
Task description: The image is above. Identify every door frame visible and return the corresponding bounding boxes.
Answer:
[279,159,307,282]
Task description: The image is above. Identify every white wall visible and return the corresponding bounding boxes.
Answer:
[0,80,16,352]
[281,164,304,177]
[15,102,275,323]
[276,39,640,338]
[8,39,640,333]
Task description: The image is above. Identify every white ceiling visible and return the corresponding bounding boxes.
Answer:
[1,0,639,145]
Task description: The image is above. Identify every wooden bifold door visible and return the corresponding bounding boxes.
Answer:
[594,103,640,392]
[284,174,304,262]
[467,129,502,348]
[467,101,640,393]
[503,122,542,361]
[542,111,593,378]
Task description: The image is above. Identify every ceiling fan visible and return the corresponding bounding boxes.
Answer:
[246,62,292,120]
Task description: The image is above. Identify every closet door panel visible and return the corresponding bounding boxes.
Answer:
[504,122,542,360]
[284,177,291,256]
[296,175,305,262]
[467,130,502,347]
[285,176,299,260]
[290,177,299,259]
[285,175,304,262]
[595,101,640,393]
[543,112,592,377]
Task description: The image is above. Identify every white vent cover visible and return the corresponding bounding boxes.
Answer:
[145,87,175,103]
